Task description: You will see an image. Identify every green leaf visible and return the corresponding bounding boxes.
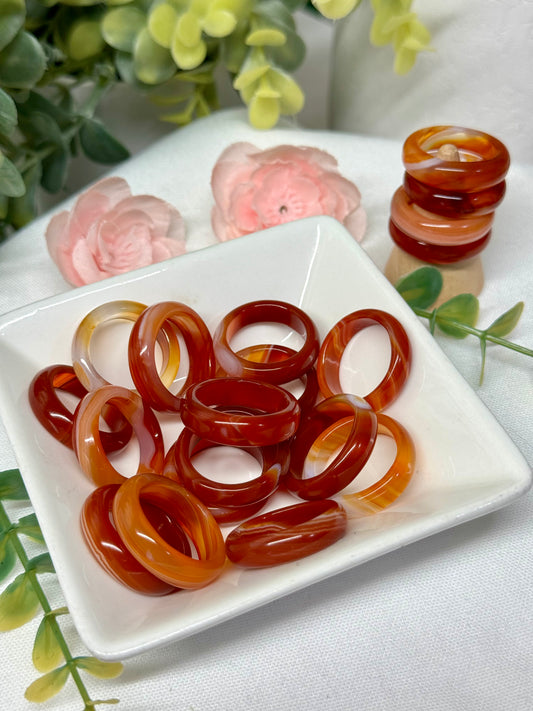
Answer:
[17,90,72,130]
[435,293,479,339]
[0,468,28,500]
[395,266,443,308]
[66,19,105,61]
[0,0,25,53]
[102,6,146,52]
[266,29,306,71]
[33,616,64,673]
[486,301,524,338]
[41,145,69,193]
[16,513,45,543]
[0,151,25,198]
[8,161,42,229]
[0,89,17,136]
[27,552,54,574]
[79,118,130,164]
[76,656,124,679]
[0,30,46,89]
[0,572,40,630]
[0,534,17,582]
[134,27,177,84]
[24,665,70,703]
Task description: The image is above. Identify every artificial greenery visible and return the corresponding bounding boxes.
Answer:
[0,0,432,240]
[395,266,533,384]
[0,467,123,708]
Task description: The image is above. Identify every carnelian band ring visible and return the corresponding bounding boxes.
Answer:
[402,126,510,191]
[309,413,416,512]
[230,343,319,414]
[390,187,494,245]
[285,394,378,500]
[317,309,412,412]
[73,385,165,486]
[163,442,270,524]
[81,484,191,595]
[402,172,506,218]
[128,301,216,413]
[389,219,491,264]
[213,300,319,385]
[28,364,131,452]
[181,377,301,447]
[72,300,181,391]
[172,428,289,507]
[225,499,348,568]
[112,473,226,589]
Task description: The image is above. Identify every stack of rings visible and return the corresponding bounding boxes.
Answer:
[28,297,418,588]
[390,125,510,264]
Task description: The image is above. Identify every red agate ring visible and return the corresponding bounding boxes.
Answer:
[226,343,319,414]
[213,300,319,385]
[225,499,348,568]
[171,427,289,507]
[402,126,510,191]
[72,300,181,392]
[28,364,131,452]
[163,441,271,524]
[390,187,494,245]
[402,172,506,218]
[317,309,412,412]
[81,484,191,596]
[389,219,491,264]
[128,301,216,413]
[181,377,301,447]
[310,413,416,512]
[112,473,226,589]
[285,394,378,500]
[73,385,165,487]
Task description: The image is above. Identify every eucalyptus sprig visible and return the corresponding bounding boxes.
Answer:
[0,468,123,708]
[395,266,533,384]
[0,0,432,239]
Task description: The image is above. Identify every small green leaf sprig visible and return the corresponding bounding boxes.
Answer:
[0,468,123,708]
[396,267,533,384]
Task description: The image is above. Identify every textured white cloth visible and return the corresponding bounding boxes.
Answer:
[0,106,531,711]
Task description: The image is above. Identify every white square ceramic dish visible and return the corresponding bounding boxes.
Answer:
[0,216,530,660]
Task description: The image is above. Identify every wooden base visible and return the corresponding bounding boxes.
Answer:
[384,246,484,307]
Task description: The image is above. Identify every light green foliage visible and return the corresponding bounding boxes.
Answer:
[0,468,124,707]
[370,0,432,73]
[397,267,532,384]
[0,0,431,238]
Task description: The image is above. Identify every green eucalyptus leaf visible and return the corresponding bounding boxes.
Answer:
[24,665,70,703]
[0,468,28,500]
[66,19,105,61]
[0,0,25,53]
[486,301,524,338]
[0,535,17,582]
[17,90,71,129]
[102,6,146,52]
[33,616,64,673]
[79,118,130,164]
[18,110,64,147]
[266,29,305,71]
[0,89,17,136]
[0,30,46,89]
[27,552,55,574]
[395,266,443,308]
[0,572,40,630]
[134,28,177,84]
[0,152,25,198]
[8,161,42,229]
[0,194,8,219]
[253,0,296,32]
[41,145,69,193]
[76,656,124,679]
[435,293,479,339]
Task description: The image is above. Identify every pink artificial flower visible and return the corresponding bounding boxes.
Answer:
[46,177,186,286]
[210,143,366,242]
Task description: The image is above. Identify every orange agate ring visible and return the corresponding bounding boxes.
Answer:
[28,298,417,594]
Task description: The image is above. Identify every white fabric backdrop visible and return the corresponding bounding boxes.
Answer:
[0,9,532,711]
